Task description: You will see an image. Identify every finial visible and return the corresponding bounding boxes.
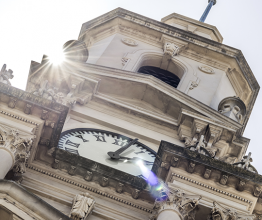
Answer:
[199,0,217,23]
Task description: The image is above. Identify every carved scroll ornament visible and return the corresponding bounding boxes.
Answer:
[69,192,95,220]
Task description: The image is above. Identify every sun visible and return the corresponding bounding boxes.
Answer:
[48,50,65,65]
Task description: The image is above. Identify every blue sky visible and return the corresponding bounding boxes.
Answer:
[1,0,262,172]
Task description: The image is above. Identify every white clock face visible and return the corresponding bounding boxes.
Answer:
[58,129,156,179]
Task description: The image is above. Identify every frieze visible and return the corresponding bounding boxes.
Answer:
[27,164,153,213]
[172,173,253,208]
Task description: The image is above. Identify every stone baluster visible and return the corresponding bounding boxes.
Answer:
[150,186,201,220]
[0,125,34,179]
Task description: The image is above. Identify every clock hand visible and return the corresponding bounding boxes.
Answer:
[107,138,139,159]
[118,156,153,165]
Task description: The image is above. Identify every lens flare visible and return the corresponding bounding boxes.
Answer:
[48,50,65,65]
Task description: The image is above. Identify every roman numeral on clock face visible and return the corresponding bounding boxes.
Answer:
[76,135,89,142]
[65,147,79,155]
[93,135,106,142]
[66,139,80,148]
[112,139,126,146]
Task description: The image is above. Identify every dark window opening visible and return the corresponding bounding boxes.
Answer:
[138,66,180,88]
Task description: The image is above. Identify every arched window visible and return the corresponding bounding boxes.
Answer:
[138,66,180,88]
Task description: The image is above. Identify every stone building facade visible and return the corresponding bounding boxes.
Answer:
[0,7,261,220]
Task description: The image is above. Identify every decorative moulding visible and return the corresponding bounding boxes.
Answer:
[121,38,138,46]
[198,65,215,74]
[27,164,153,213]
[171,173,253,210]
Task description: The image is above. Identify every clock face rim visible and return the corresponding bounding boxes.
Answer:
[59,128,157,156]
[56,128,157,189]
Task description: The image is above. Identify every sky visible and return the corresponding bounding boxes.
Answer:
[0,0,262,172]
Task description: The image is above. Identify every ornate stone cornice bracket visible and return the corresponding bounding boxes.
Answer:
[69,192,95,220]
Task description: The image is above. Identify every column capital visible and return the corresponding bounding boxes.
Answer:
[0,124,35,174]
[150,185,201,220]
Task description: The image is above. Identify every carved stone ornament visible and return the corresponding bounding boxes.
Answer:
[45,120,56,128]
[161,162,170,170]
[69,166,77,175]
[24,104,32,115]
[52,159,60,169]
[100,177,109,187]
[8,97,17,109]
[47,147,56,156]
[150,183,201,220]
[69,192,95,220]
[238,180,246,191]
[121,38,138,46]
[116,182,124,193]
[218,96,246,123]
[0,64,13,85]
[84,171,93,181]
[171,157,179,167]
[121,57,129,66]
[0,125,35,174]
[132,189,140,199]
[41,110,49,120]
[198,65,215,74]
[187,161,196,173]
[233,152,257,173]
[208,202,255,220]
[204,169,212,179]
[163,42,183,57]
[220,175,229,185]
[254,186,262,197]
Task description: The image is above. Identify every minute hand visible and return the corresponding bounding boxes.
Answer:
[107,138,138,159]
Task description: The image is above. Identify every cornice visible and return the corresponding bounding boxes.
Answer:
[171,173,253,210]
[75,63,243,130]
[27,164,153,214]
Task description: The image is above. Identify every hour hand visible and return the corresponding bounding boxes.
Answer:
[107,138,138,159]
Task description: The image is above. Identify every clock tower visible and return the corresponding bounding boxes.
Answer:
[0,4,261,220]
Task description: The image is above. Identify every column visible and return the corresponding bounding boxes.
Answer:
[150,187,201,220]
[0,127,34,179]
[0,149,13,178]
[157,210,181,220]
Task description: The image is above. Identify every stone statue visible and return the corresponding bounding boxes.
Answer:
[69,192,95,220]
[0,64,14,85]
[233,152,257,173]
[185,135,218,158]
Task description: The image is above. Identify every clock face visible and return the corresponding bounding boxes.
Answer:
[58,129,156,179]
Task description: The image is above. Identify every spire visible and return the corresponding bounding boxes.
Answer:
[199,0,216,23]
